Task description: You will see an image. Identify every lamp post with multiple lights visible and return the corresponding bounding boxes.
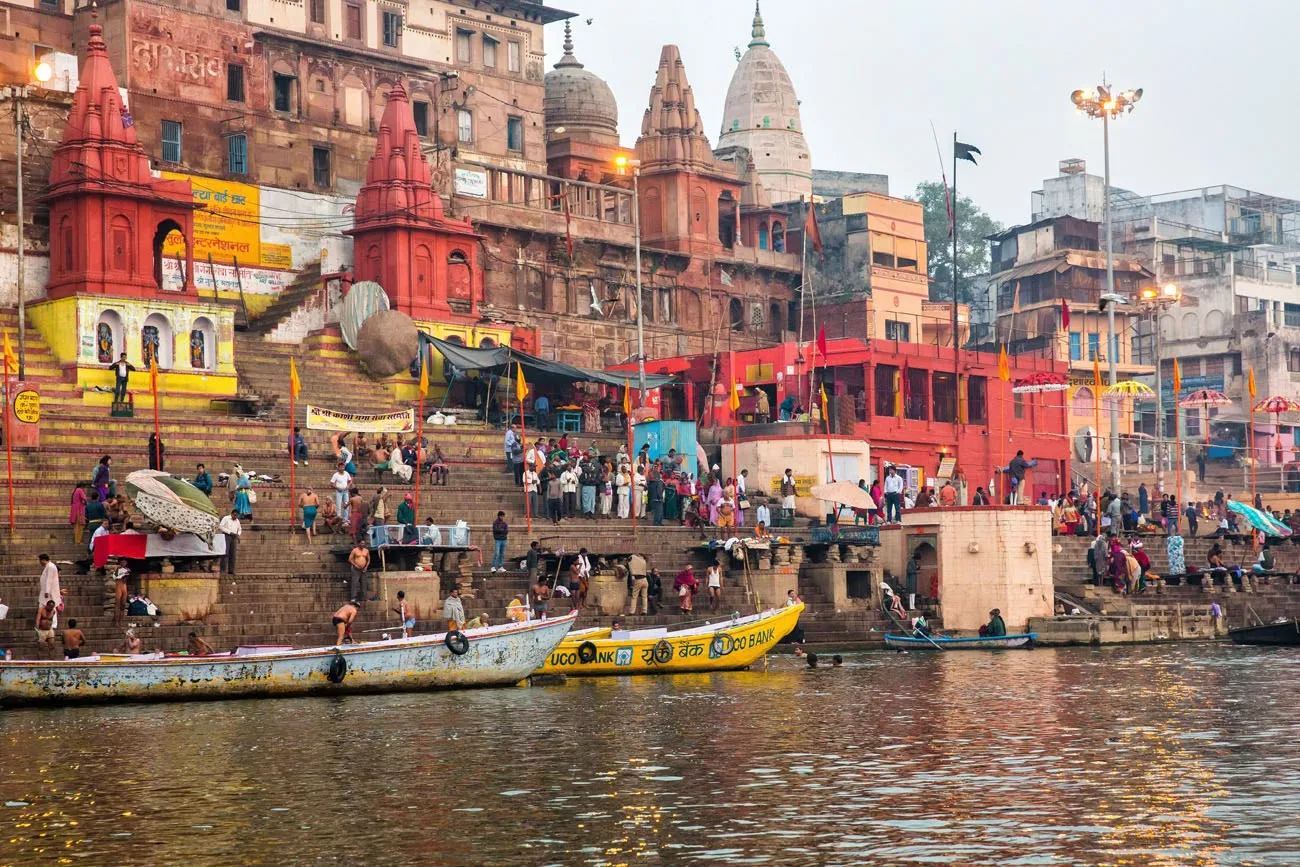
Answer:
[1070,82,1143,490]
[614,154,646,399]
[2,57,53,380]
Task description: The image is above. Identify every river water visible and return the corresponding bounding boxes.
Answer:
[1,643,1298,866]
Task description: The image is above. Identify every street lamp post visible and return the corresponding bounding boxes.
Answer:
[1071,83,1143,492]
[1139,282,1182,494]
[3,60,52,381]
[615,155,646,399]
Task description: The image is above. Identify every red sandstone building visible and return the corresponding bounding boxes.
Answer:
[626,339,1073,501]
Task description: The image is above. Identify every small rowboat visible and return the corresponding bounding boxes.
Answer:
[540,602,803,676]
[883,632,1036,650]
[0,612,577,706]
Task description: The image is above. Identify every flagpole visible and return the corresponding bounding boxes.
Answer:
[151,360,161,473]
[516,361,531,535]
[3,359,11,532]
[1094,372,1102,512]
[627,385,637,536]
[951,131,961,475]
[289,376,295,533]
[415,393,425,526]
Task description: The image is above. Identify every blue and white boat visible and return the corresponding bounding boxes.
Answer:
[883,632,1036,650]
[0,612,577,706]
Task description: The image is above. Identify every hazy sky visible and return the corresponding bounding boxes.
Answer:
[545,0,1300,227]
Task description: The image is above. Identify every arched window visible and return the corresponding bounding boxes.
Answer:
[1160,314,1176,342]
[758,226,769,250]
[141,313,174,369]
[190,316,216,370]
[59,216,74,273]
[414,244,433,299]
[762,116,770,128]
[1182,311,1199,339]
[729,298,744,332]
[96,309,124,363]
[152,219,182,289]
[770,303,782,338]
[1204,309,1225,336]
[479,336,497,348]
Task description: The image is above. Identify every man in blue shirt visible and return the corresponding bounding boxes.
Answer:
[192,463,213,496]
[534,394,551,431]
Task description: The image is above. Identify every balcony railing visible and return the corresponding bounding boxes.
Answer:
[456,160,635,228]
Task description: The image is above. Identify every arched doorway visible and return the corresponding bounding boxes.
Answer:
[142,312,174,369]
[153,219,183,290]
[729,298,744,332]
[908,539,939,602]
[447,250,472,302]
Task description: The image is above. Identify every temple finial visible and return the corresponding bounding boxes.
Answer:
[555,18,583,69]
[749,1,769,48]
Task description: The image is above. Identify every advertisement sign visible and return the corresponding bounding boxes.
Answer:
[13,390,39,424]
[161,172,262,266]
[305,406,415,434]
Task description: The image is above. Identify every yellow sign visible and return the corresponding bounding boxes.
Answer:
[161,172,261,266]
[262,243,293,269]
[305,405,414,434]
[13,390,39,424]
[771,474,818,497]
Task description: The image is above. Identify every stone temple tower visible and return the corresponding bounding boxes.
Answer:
[717,1,812,204]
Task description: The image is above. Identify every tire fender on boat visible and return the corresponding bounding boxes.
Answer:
[711,633,734,656]
[445,630,470,656]
[327,650,347,683]
[652,639,673,664]
[577,641,598,664]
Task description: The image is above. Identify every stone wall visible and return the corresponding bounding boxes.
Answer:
[902,506,1055,633]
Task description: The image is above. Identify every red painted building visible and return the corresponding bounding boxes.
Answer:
[347,83,483,321]
[629,338,1073,501]
[43,20,196,299]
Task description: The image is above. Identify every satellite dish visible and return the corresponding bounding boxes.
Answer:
[338,281,390,351]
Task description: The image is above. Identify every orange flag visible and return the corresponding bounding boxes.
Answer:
[289,357,302,400]
[1172,358,1181,396]
[729,379,742,412]
[1247,366,1257,401]
[997,344,1010,382]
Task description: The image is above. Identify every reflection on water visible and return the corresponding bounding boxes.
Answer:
[2,644,1299,865]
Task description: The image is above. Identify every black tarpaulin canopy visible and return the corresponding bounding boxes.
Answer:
[424,336,674,389]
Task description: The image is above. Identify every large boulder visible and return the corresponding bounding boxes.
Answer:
[356,310,420,379]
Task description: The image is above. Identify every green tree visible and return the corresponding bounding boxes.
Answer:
[911,181,1002,305]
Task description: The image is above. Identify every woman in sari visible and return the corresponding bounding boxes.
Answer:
[1060,497,1080,536]
[664,471,681,522]
[386,442,414,483]
[234,473,253,520]
[69,483,88,545]
[705,477,724,526]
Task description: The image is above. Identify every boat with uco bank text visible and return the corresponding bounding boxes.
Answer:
[540,602,803,676]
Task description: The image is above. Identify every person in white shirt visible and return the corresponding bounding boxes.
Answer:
[755,501,771,528]
[89,522,110,553]
[560,465,579,518]
[882,466,905,523]
[37,554,62,629]
[616,465,631,519]
[633,468,647,518]
[218,510,242,574]
[523,466,540,518]
[330,464,352,521]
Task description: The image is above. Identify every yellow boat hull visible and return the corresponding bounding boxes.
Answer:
[540,603,804,676]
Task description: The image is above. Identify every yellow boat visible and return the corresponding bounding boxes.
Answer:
[540,602,804,676]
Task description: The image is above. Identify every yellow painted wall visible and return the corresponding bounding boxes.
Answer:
[26,298,79,363]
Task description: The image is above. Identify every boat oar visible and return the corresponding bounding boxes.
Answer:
[883,596,944,651]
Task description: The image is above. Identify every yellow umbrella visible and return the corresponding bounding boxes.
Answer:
[1104,380,1155,397]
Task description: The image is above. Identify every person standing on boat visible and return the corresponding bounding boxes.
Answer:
[187,631,217,656]
[62,619,86,660]
[331,602,359,645]
[443,586,466,632]
[986,609,1007,637]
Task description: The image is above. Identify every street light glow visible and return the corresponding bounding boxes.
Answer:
[1071,83,1143,119]
[1162,282,1181,299]
[33,61,52,84]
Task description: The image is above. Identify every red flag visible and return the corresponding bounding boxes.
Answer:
[816,324,828,360]
[805,203,823,254]
[1060,299,1070,330]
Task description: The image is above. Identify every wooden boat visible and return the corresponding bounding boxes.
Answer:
[883,632,1036,650]
[0,612,577,706]
[539,602,804,677]
[1229,618,1300,646]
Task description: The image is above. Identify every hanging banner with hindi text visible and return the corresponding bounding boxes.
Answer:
[305,406,415,434]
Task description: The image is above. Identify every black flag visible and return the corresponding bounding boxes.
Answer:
[955,141,981,164]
